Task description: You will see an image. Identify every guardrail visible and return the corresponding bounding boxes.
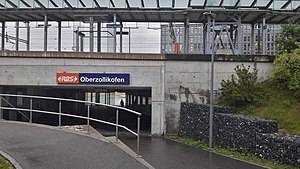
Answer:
[0,93,142,156]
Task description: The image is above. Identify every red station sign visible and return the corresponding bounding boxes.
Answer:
[56,73,79,84]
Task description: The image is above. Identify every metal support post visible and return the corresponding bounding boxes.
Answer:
[89,17,94,52]
[58,21,62,52]
[120,22,123,53]
[44,14,48,52]
[113,14,117,53]
[183,15,190,54]
[97,22,101,52]
[1,22,5,50]
[203,24,207,54]
[115,109,119,142]
[209,16,215,149]
[15,22,19,51]
[251,24,255,55]
[137,116,141,157]
[87,104,90,134]
[230,25,234,48]
[80,35,84,52]
[76,27,79,52]
[26,22,30,51]
[59,101,62,128]
[145,96,149,105]
[128,28,131,53]
[0,97,2,120]
[262,16,266,55]
[206,18,212,54]
[257,25,261,54]
[273,25,277,55]
[29,98,32,124]
[204,12,217,149]
[237,15,242,54]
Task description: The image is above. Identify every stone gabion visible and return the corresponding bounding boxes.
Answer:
[178,103,234,142]
[178,102,209,141]
[179,103,278,152]
[178,103,300,167]
[255,133,300,167]
[214,113,278,153]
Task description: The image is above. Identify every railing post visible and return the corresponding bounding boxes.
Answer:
[116,109,119,142]
[137,115,141,157]
[59,101,62,128]
[87,104,90,134]
[0,97,2,120]
[29,98,32,124]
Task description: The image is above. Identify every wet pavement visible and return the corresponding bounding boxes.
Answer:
[119,136,268,169]
[0,121,147,169]
[0,120,269,169]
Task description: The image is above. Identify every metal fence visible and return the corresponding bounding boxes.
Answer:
[0,93,142,156]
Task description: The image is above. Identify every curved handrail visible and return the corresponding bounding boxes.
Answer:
[0,93,141,116]
[0,93,142,156]
[0,106,139,136]
[0,97,30,121]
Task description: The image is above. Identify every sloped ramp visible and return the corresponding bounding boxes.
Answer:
[62,124,154,169]
[0,121,150,169]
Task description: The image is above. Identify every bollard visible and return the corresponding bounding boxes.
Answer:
[87,104,90,134]
[29,98,32,124]
[116,109,119,142]
[137,116,141,157]
[0,97,2,120]
[59,101,62,128]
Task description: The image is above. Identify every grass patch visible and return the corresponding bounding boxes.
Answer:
[237,79,300,135]
[183,79,300,168]
[0,155,13,169]
[170,137,298,169]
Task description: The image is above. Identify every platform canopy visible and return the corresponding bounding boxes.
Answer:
[0,0,299,24]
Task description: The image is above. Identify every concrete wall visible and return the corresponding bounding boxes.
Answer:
[164,60,273,134]
[0,57,165,135]
[0,53,274,135]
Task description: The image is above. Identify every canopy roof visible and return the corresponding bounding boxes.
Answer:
[0,0,299,24]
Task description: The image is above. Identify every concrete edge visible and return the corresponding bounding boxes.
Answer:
[166,137,271,169]
[106,137,155,169]
[207,150,271,169]
[0,149,23,169]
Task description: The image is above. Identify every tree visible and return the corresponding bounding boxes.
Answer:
[219,62,264,107]
[276,23,300,54]
[273,43,300,97]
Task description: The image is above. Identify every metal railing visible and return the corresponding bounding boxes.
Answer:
[0,93,142,156]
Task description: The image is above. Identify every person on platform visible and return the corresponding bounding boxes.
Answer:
[120,99,124,107]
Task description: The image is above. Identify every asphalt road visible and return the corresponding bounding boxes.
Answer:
[119,136,268,169]
[0,121,147,169]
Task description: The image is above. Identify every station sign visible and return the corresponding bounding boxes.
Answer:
[106,23,123,28]
[56,73,79,84]
[56,73,130,85]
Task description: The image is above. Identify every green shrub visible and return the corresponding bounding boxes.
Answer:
[273,44,300,97]
[288,71,300,98]
[276,23,300,54]
[272,53,292,88]
[219,62,264,107]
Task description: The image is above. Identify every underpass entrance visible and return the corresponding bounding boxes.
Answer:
[0,85,152,134]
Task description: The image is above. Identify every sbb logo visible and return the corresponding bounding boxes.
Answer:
[56,73,79,84]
